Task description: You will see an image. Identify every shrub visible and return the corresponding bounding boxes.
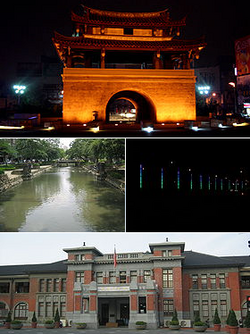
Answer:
[54,309,60,323]
[11,320,22,324]
[45,320,54,324]
[228,310,238,327]
[170,309,179,325]
[6,311,12,322]
[226,310,232,325]
[136,321,147,325]
[32,311,37,323]
[213,308,221,325]
[244,310,250,328]
[194,315,206,326]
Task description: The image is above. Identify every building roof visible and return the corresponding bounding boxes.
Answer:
[0,252,249,277]
[0,260,67,277]
[149,242,185,252]
[53,32,206,52]
[71,6,186,29]
[222,256,250,267]
[183,251,245,268]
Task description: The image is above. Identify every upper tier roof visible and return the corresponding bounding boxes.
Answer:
[71,5,186,28]
[53,32,206,52]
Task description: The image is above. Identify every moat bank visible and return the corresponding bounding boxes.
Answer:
[0,166,125,232]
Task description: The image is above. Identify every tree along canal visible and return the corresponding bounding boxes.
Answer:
[0,167,125,232]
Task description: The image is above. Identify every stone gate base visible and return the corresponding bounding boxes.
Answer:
[62,68,196,124]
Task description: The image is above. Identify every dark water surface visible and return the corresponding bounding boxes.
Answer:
[0,167,125,232]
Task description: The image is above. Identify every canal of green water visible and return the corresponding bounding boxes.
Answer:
[0,167,125,232]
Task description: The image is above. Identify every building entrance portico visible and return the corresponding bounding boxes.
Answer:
[98,297,129,326]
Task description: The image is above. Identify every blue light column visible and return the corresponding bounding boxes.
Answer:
[140,164,143,189]
[161,168,164,189]
[177,168,180,190]
[199,174,203,190]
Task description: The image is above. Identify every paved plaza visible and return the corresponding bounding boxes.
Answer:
[0,328,227,334]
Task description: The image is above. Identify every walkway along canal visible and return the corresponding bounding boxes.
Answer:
[0,166,125,232]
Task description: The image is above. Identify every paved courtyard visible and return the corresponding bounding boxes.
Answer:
[0,328,226,334]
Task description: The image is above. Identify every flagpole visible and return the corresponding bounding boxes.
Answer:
[114,244,117,268]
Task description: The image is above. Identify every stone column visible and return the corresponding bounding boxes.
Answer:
[145,279,158,329]
[129,281,138,328]
[101,48,106,68]
[154,50,162,69]
[89,281,98,328]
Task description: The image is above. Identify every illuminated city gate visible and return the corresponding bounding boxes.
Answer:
[62,68,197,124]
[54,6,206,125]
[106,90,156,123]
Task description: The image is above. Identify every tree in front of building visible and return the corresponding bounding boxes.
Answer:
[213,308,221,331]
[169,309,180,330]
[32,312,38,328]
[54,308,61,328]
[244,310,250,329]
[227,310,239,334]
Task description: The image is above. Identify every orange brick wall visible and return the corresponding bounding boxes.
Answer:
[173,267,183,312]
[228,272,241,311]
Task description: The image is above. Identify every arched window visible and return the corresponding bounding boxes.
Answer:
[0,302,8,318]
[14,302,28,319]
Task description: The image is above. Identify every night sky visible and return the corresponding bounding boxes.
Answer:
[0,0,249,88]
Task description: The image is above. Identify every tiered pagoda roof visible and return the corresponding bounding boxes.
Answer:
[54,31,206,52]
[71,6,187,29]
[52,5,206,68]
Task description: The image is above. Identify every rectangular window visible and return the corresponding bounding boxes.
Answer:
[163,299,174,316]
[192,274,198,289]
[96,272,103,284]
[45,302,52,317]
[47,279,52,292]
[124,28,133,35]
[201,274,207,289]
[38,302,44,317]
[193,300,200,318]
[39,279,45,292]
[61,278,66,292]
[130,270,137,282]
[138,296,146,313]
[202,300,209,317]
[53,302,58,317]
[210,274,216,289]
[220,300,227,317]
[109,271,116,284]
[219,274,226,288]
[75,272,84,283]
[119,271,127,284]
[15,282,29,293]
[241,276,250,288]
[143,270,151,283]
[211,299,218,316]
[82,298,89,313]
[0,283,10,293]
[60,302,66,317]
[54,279,59,292]
[163,269,173,288]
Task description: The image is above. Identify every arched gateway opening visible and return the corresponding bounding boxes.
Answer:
[106,90,156,123]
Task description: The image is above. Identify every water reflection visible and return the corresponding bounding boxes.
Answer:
[0,167,125,232]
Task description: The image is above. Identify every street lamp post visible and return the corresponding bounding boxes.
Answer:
[13,85,26,105]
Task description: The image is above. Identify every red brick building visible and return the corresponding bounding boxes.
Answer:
[0,241,249,328]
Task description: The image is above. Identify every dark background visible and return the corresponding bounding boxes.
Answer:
[0,0,249,86]
[126,139,250,231]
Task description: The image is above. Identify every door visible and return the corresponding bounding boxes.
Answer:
[100,304,109,325]
[120,303,129,326]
